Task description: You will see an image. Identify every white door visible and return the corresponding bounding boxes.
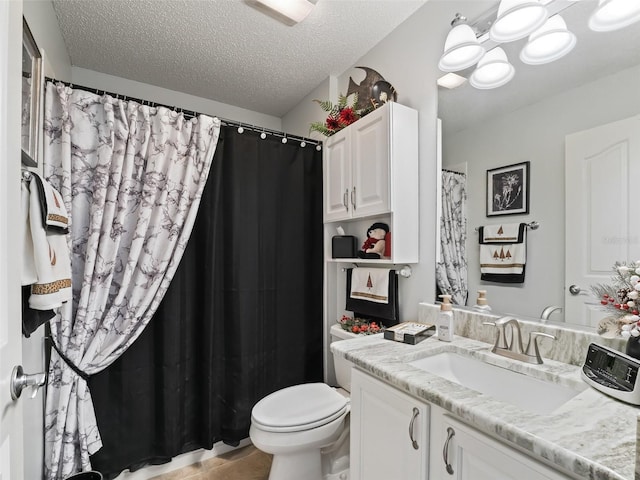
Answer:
[565,115,640,327]
[0,2,26,479]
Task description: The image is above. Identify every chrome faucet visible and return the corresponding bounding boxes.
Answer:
[483,316,555,364]
[540,305,563,321]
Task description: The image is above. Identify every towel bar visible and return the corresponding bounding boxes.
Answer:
[340,265,412,278]
[474,221,539,233]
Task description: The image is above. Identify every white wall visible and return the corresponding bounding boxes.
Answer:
[281,76,333,140]
[443,63,640,318]
[23,0,72,80]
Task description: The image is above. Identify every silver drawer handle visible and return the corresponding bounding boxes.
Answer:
[343,189,349,210]
[443,426,455,475]
[408,407,419,450]
[351,186,357,210]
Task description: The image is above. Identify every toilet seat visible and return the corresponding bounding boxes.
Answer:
[251,383,349,433]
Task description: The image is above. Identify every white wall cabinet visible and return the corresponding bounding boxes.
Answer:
[430,406,573,480]
[350,368,429,480]
[324,105,392,221]
[323,101,419,264]
[324,128,352,221]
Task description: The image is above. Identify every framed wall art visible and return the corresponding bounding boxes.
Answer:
[21,18,42,167]
[486,161,530,217]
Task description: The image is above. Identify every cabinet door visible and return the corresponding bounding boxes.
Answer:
[351,106,390,218]
[324,129,352,222]
[435,414,570,480]
[351,369,429,480]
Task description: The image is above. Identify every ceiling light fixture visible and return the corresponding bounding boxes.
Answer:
[469,47,515,90]
[438,14,486,72]
[439,0,640,89]
[252,0,315,26]
[588,0,640,32]
[520,14,576,65]
[490,0,549,43]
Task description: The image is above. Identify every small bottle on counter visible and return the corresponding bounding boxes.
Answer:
[437,294,454,342]
[474,290,492,312]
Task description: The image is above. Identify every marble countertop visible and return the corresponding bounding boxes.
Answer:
[332,333,638,480]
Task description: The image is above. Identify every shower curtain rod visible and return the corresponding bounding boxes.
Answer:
[442,168,466,175]
[45,77,323,147]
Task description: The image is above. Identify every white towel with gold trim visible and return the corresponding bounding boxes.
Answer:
[350,268,390,304]
[478,223,526,283]
[21,174,72,310]
[480,223,521,243]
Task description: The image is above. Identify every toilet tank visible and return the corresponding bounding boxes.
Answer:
[330,324,357,392]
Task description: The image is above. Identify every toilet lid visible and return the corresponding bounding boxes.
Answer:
[251,383,348,433]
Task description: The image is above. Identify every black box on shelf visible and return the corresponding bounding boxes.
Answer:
[332,235,357,258]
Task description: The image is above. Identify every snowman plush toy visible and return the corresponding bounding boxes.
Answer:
[357,222,389,259]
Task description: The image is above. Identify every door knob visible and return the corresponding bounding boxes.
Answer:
[569,284,581,295]
[10,365,46,400]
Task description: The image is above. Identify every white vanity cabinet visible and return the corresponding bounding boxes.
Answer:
[323,101,419,263]
[350,369,576,480]
[430,406,572,480]
[350,368,429,480]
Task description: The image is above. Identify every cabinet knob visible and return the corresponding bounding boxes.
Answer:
[408,407,420,450]
[443,426,455,475]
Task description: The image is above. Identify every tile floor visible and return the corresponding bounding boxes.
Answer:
[150,445,272,480]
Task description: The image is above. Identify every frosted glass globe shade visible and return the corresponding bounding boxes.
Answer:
[490,0,548,43]
[470,47,515,90]
[520,15,577,65]
[438,23,485,72]
[589,0,640,32]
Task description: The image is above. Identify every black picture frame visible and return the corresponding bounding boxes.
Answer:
[486,161,530,217]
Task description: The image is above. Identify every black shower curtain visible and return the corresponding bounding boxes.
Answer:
[88,127,324,478]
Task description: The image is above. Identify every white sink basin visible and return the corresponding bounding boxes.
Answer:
[409,352,584,415]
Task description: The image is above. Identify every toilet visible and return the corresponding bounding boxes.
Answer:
[249,324,356,480]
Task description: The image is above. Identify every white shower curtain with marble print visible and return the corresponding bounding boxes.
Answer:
[42,82,221,479]
[436,170,468,305]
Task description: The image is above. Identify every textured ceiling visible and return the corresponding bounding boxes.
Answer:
[51,0,428,117]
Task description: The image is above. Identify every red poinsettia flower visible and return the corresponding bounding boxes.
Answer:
[326,117,341,131]
[338,107,358,126]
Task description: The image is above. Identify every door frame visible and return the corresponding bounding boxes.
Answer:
[0,1,27,479]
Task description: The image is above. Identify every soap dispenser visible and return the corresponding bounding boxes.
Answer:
[474,290,492,312]
[437,294,454,342]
